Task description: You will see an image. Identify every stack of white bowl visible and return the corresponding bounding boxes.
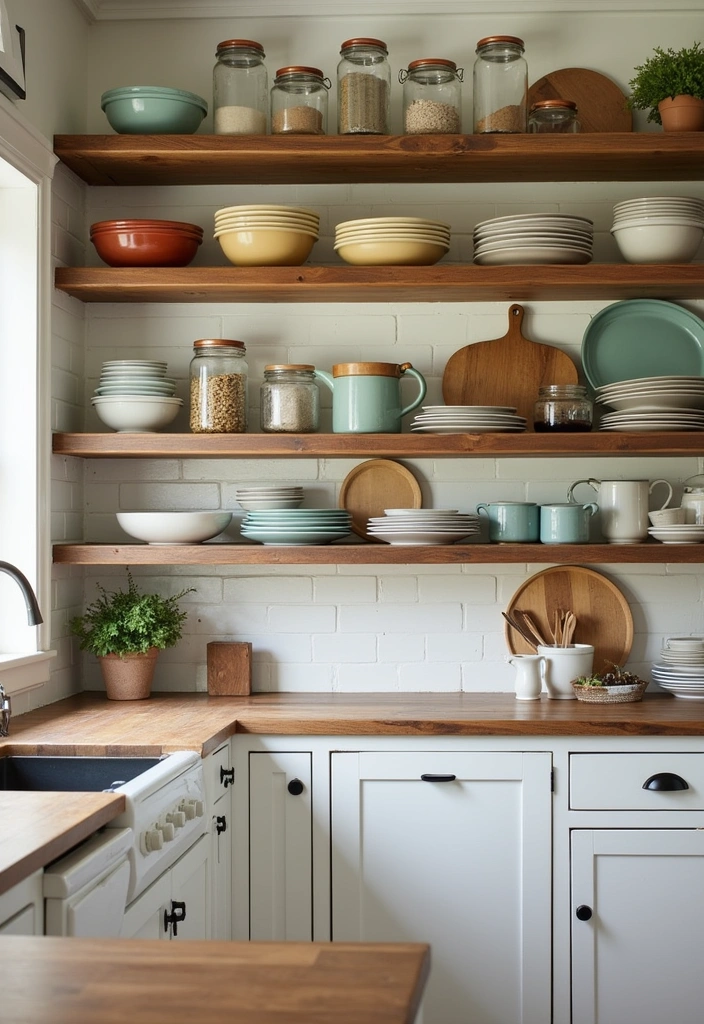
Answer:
[611,196,704,263]
[214,205,320,266]
[366,508,481,546]
[92,360,182,432]
[334,217,450,266]
[235,485,304,511]
[473,213,593,265]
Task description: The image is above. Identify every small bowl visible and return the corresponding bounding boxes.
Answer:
[92,396,182,432]
[335,238,448,266]
[117,511,232,544]
[610,220,704,263]
[101,86,207,134]
[648,507,687,527]
[216,227,317,267]
[236,497,305,511]
[91,220,203,267]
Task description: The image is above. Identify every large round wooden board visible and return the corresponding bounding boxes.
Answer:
[528,68,632,133]
[339,459,422,541]
[505,565,633,672]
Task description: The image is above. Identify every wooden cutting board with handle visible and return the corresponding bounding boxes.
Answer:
[442,304,578,425]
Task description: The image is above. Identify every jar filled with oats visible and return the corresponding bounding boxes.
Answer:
[400,59,463,134]
[271,66,331,134]
[337,37,391,134]
[213,39,268,134]
[190,339,248,433]
[472,35,527,134]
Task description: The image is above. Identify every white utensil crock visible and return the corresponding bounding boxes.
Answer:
[537,644,595,699]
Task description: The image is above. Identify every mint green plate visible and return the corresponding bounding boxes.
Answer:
[582,299,704,389]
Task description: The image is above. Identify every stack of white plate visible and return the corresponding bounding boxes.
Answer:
[652,637,704,698]
[595,375,704,431]
[366,508,481,546]
[241,509,352,546]
[334,217,450,266]
[472,213,593,266]
[235,486,304,511]
[91,360,182,432]
[410,405,527,433]
[648,524,704,544]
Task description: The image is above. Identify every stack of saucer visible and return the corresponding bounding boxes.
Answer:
[241,508,352,546]
[366,508,481,546]
[235,486,304,511]
[651,636,704,699]
[473,213,593,266]
[648,523,704,544]
[410,406,527,433]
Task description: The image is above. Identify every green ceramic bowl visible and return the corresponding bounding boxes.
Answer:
[101,86,208,134]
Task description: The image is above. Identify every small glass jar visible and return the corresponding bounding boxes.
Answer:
[399,58,463,134]
[533,384,593,433]
[190,339,248,434]
[271,67,331,135]
[528,99,580,134]
[337,37,391,135]
[472,35,528,134]
[260,365,320,433]
[213,39,268,135]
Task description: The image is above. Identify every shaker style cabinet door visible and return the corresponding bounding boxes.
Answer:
[249,751,313,940]
[571,829,704,1024]
[331,751,552,1024]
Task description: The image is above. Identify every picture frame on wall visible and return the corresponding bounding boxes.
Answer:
[0,0,25,102]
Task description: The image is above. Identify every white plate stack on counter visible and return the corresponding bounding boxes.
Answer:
[410,405,527,433]
[367,508,481,546]
[472,213,593,265]
[652,636,704,699]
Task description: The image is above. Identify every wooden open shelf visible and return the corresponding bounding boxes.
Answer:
[53,542,704,566]
[52,432,704,459]
[53,133,704,186]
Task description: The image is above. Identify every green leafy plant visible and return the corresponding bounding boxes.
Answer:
[71,571,195,657]
[628,42,704,123]
[574,664,646,688]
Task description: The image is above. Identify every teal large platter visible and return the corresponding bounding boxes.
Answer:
[581,299,704,390]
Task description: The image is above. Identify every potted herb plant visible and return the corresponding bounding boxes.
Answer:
[71,571,194,700]
[628,42,704,131]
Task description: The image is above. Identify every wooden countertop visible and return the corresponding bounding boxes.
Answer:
[1,937,429,1024]
[0,792,124,894]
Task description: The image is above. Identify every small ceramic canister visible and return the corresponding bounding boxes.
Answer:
[540,502,598,544]
[476,501,539,542]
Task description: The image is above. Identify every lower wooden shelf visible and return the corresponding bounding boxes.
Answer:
[52,542,704,565]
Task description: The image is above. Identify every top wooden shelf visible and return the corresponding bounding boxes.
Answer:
[53,133,704,187]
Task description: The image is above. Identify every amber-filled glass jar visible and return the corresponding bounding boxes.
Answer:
[271,67,330,134]
[533,384,593,432]
[472,35,527,133]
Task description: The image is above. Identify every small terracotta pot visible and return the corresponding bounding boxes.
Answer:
[658,95,704,132]
[99,647,159,700]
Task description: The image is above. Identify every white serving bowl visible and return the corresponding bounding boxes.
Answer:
[92,395,182,432]
[117,510,232,544]
[610,220,704,263]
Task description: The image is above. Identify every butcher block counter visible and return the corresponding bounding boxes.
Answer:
[1,937,429,1024]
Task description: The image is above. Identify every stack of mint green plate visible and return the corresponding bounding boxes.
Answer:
[241,509,352,546]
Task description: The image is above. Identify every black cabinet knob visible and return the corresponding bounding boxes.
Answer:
[575,905,593,921]
[642,772,689,791]
[216,814,227,834]
[220,766,234,788]
[287,778,304,796]
[164,900,187,937]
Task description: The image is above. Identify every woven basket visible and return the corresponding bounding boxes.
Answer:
[572,680,647,704]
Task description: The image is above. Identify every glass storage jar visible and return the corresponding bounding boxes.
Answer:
[528,99,580,133]
[213,39,268,135]
[337,37,391,135]
[271,67,331,135]
[260,364,320,433]
[190,339,248,434]
[472,35,527,134]
[400,58,463,134]
[533,384,593,433]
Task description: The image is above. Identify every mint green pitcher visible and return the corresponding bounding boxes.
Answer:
[314,361,427,433]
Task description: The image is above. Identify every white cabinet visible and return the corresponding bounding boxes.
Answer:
[206,742,233,940]
[249,750,312,940]
[0,870,43,935]
[121,834,210,940]
[331,750,552,1024]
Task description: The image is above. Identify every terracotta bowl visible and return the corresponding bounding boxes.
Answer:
[90,219,203,267]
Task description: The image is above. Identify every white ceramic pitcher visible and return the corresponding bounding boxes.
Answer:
[507,654,545,701]
[567,478,672,543]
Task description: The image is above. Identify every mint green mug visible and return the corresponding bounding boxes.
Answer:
[314,361,427,433]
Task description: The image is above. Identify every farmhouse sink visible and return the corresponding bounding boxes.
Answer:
[0,755,163,792]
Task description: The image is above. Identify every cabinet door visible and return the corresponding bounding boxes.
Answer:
[572,829,704,1024]
[249,751,312,940]
[210,795,232,940]
[0,871,42,936]
[121,873,171,940]
[332,751,552,1024]
[170,834,210,940]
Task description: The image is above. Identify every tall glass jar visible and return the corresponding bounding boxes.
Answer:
[271,67,331,135]
[213,39,268,135]
[472,35,527,134]
[528,99,580,133]
[337,37,391,135]
[533,384,593,432]
[400,59,463,134]
[260,364,320,433]
[190,339,248,434]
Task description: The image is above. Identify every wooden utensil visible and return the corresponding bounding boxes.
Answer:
[505,565,633,672]
[442,304,578,426]
[339,458,422,541]
[527,68,632,133]
[501,611,538,652]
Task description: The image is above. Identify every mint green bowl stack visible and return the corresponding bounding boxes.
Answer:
[101,86,208,134]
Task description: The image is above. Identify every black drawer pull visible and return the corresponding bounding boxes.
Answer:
[642,772,689,792]
[420,774,456,783]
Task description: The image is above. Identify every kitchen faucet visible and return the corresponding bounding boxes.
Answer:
[0,562,43,737]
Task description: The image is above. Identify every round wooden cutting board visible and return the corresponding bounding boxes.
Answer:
[339,459,422,541]
[528,68,632,133]
[505,565,634,673]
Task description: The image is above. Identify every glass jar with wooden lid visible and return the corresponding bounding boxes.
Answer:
[472,35,527,133]
[260,364,320,433]
[270,67,331,135]
[528,99,580,133]
[213,39,268,135]
[189,339,248,434]
[400,58,463,134]
[337,37,391,135]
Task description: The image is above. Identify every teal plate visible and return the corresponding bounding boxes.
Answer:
[581,299,704,390]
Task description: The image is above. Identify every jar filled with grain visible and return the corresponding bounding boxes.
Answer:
[260,364,320,433]
[213,39,268,135]
[190,339,248,433]
[337,37,390,135]
[400,58,463,134]
[271,67,331,135]
[528,98,580,133]
[472,35,527,134]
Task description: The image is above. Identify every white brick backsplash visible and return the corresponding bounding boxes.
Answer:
[340,603,462,633]
[269,604,336,633]
[378,633,425,663]
[314,576,377,603]
[378,576,418,603]
[426,633,483,662]
[400,663,462,692]
[270,663,334,692]
[244,634,312,663]
[224,576,313,604]
[194,604,268,634]
[462,663,514,692]
[313,633,377,663]
[336,663,399,692]
[118,482,221,510]
[419,574,495,603]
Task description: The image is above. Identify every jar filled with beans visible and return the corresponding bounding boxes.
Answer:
[190,339,248,433]
[271,66,331,134]
[400,59,463,134]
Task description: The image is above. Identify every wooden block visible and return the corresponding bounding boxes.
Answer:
[207,642,252,696]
